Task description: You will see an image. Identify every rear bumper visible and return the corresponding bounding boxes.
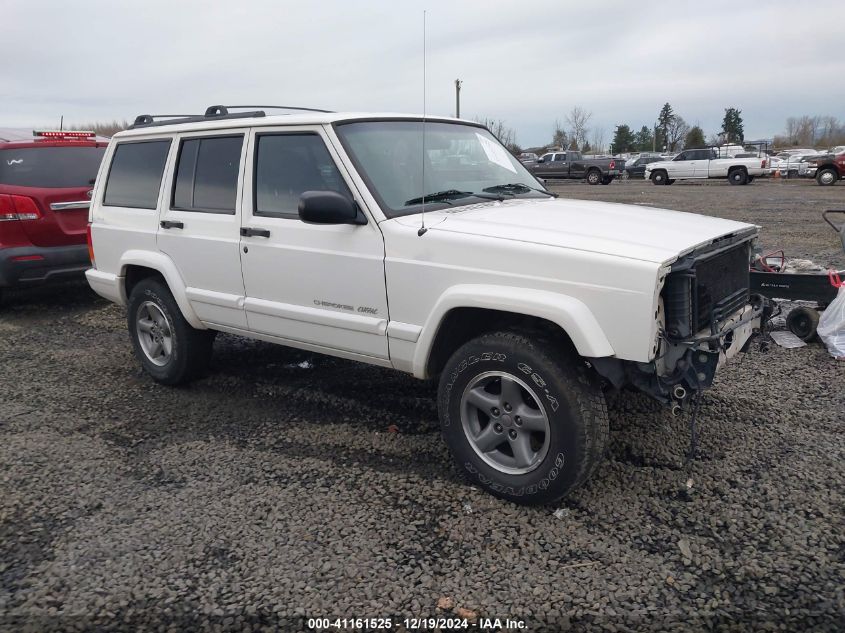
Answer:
[85,268,126,305]
[0,244,90,288]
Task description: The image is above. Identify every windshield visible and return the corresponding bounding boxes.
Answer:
[0,146,106,188]
[334,120,547,218]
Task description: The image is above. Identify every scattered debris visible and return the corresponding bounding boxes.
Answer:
[436,596,454,610]
[769,331,807,349]
[454,607,477,621]
[386,424,399,434]
[462,502,473,515]
[678,539,693,560]
[553,508,570,520]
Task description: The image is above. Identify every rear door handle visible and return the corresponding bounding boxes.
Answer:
[240,227,271,238]
[160,220,184,229]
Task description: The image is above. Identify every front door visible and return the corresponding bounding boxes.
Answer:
[669,151,696,178]
[238,127,389,360]
[157,130,249,328]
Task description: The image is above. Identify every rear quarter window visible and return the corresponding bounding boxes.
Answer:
[0,146,106,188]
[104,140,172,209]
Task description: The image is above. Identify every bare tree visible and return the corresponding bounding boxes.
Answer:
[565,106,592,150]
[475,117,517,149]
[551,119,567,150]
[667,116,690,151]
[590,128,606,155]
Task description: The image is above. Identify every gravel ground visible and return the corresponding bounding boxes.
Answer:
[1,179,843,632]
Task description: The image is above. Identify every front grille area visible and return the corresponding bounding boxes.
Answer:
[664,243,750,339]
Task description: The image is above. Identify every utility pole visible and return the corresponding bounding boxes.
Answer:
[455,79,462,118]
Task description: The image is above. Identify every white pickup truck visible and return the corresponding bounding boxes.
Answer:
[645,148,769,185]
[86,106,767,504]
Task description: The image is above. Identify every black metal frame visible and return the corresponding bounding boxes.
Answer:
[129,105,334,129]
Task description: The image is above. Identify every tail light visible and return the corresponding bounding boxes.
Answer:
[609,160,616,169]
[761,159,767,168]
[86,223,95,266]
[0,194,41,221]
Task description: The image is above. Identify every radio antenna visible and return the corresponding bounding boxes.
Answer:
[418,10,428,237]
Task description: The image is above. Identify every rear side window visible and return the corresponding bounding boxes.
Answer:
[0,146,106,188]
[254,133,350,219]
[104,140,171,209]
[172,135,244,213]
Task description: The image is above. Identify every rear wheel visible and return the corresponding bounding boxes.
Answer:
[728,168,748,185]
[651,170,668,185]
[600,176,613,185]
[786,307,820,341]
[586,170,602,185]
[127,278,215,385]
[437,331,609,505]
[817,168,838,186]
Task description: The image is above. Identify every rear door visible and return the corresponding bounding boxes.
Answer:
[0,142,107,247]
[567,152,587,178]
[238,125,389,360]
[156,130,249,329]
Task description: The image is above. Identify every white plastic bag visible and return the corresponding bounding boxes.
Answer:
[817,286,845,360]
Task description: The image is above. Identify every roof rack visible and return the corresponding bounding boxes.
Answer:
[129,104,334,129]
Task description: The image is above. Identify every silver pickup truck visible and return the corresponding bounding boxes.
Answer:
[645,148,769,185]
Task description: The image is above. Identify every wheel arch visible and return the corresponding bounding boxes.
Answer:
[414,285,615,379]
[119,250,204,329]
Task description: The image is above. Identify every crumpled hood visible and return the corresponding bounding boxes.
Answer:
[396,197,756,264]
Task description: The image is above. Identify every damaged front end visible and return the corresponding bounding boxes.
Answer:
[590,233,771,413]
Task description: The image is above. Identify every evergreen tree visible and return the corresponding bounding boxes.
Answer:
[611,124,636,153]
[634,125,654,152]
[657,103,675,151]
[684,125,706,149]
[721,108,744,143]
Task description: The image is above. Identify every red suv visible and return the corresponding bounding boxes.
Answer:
[0,129,108,301]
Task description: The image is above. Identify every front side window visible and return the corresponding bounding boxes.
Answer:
[104,140,171,209]
[674,152,689,161]
[254,133,351,219]
[172,135,243,213]
[335,120,546,218]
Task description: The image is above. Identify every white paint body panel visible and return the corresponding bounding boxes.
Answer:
[87,113,758,380]
[645,156,768,181]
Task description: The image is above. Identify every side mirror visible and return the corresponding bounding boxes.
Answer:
[537,158,544,163]
[298,191,366,225]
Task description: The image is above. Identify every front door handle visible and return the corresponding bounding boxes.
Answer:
[160,220,184,229]
[240,227,271,238]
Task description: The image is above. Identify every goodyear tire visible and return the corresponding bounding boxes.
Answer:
[586,170,602,185]
[651,170,668,185]
[437,331,609,505]
[127,278,215,385]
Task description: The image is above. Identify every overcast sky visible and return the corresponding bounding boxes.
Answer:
[3,0,843,147]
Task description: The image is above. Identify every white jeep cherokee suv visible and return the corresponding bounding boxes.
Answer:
[86,106,766,505]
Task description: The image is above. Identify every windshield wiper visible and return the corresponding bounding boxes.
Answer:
[482,183,558,198]
[405,189,504,206]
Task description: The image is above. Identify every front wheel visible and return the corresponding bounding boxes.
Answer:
[817,168,839,186]
[650,170,668,185]
[437,331,609,505]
